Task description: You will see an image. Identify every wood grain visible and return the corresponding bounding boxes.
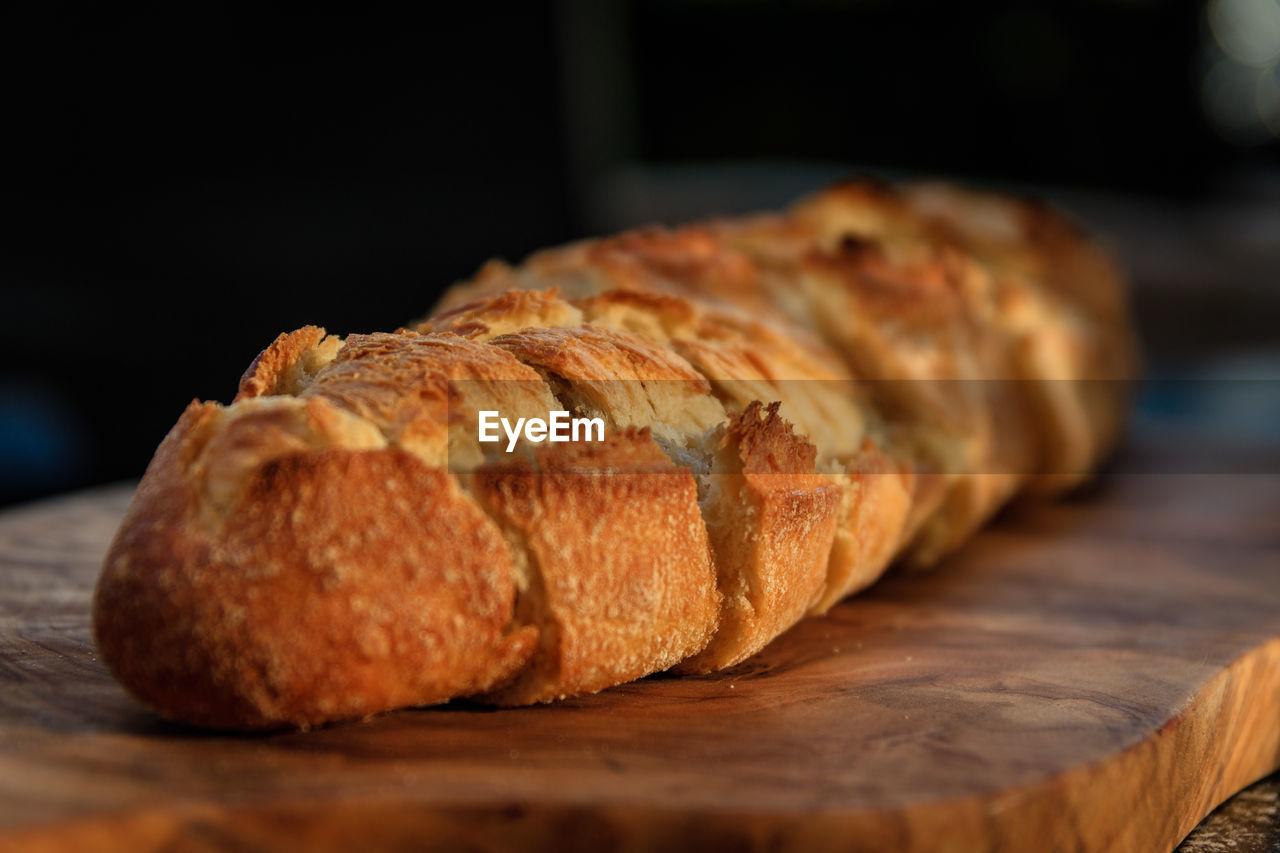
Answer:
[0,436,1278,852]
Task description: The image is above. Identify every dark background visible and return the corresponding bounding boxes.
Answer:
[2,0,1278,506]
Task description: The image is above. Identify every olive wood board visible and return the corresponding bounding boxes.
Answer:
[1,434,1278,852]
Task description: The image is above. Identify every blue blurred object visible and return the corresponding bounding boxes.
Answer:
[0,378,89,505]
[1136,354,1280,445]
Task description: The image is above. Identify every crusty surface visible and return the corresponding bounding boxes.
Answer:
[677,402,842,672]
[236,326,343,401]
[92,177,1137,730]
[295,331,561,471]
[814,440,916,614]
[93,402,536,730]
[471,430,720,705]
[712,180,1134,560]
[487,324,727,453]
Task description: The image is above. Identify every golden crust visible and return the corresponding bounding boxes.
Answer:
[195,396,386,516]
[419,288,585,342]
[471,431,720,704]
[719,178,1136,563]
[93,176,1137,730]
[788,234,1012,564]
[92,403,536,730]
[678,402,842,672]
[435,226,776,318]
[488,324,727,451]
[235,326,343,401]
[812,441,916,614]
[573,290,867,465]
[787,179,1138,494]
[298,331,560,470]
[577,226,777,315]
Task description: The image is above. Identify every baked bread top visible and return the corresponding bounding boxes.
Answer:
[92,178,1138,729]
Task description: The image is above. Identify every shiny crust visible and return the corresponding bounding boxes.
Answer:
[92,178,1137,729]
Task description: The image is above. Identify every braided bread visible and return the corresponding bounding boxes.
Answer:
[92,178,1137,729]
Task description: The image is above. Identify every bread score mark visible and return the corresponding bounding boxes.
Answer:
[478,410,607,452]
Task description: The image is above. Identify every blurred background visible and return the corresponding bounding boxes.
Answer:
[2,0,1278,507]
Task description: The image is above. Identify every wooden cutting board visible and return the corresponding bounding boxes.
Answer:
[1,432,1278,853]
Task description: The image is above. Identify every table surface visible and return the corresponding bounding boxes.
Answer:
[2,431,1279,852]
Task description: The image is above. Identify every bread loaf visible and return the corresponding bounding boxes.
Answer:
[92,178,1138,729]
